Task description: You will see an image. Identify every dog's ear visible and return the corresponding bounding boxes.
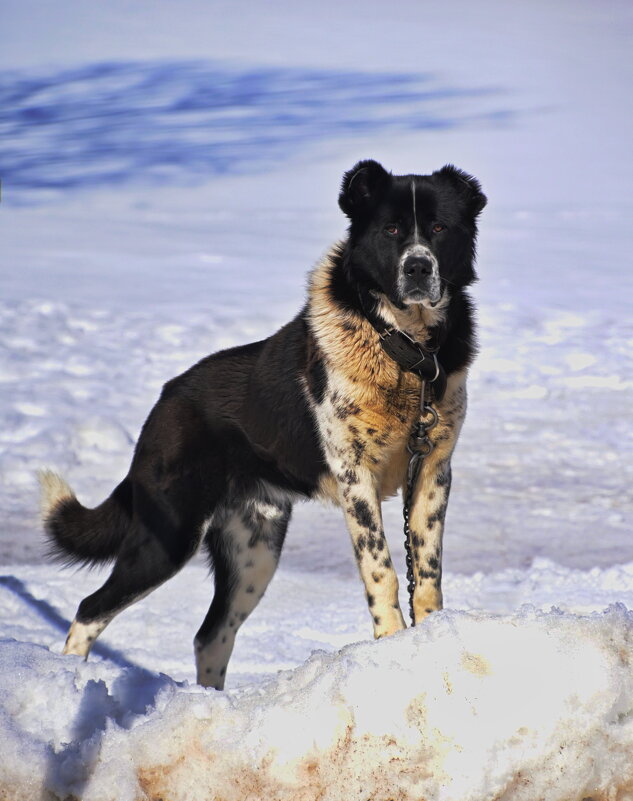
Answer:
[339,160,391,218]
[436,165,487,216]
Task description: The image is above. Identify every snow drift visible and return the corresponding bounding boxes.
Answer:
[1,606,632,801]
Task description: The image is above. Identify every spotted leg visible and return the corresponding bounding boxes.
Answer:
[339,475,406,638]
[195,497,291,690]
[406,371,467,624]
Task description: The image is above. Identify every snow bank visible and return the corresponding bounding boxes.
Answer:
[2,606,632,801]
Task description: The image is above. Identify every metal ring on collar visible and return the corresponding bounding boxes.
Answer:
[431,352,440,383]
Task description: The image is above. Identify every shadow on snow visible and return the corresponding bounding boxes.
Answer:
[0,59,514,200]
[0,574,176,799]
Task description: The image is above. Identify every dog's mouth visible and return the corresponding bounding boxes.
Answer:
[401,283,443,308]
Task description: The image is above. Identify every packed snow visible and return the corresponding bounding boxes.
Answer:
[1,1,633,799]
[2,607,633,801]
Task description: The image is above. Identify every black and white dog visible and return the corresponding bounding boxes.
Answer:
[41,160,485,689]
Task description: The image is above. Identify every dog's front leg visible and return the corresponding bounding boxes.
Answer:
[407,371,468,624]
[339,476,406,638]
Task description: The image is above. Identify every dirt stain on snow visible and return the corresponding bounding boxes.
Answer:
[461,651,492,676]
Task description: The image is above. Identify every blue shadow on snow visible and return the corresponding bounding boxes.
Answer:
[0,60,513,200]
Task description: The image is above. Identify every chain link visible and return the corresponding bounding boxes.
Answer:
[403,382,438,624]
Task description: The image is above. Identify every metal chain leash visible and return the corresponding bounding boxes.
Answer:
[403,380,438,624]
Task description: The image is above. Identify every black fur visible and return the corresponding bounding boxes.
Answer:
[44,160,485,688]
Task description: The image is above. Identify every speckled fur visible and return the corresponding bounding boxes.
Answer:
[195,499,290,689]
[42,161,484,687]
[307,253,467,633]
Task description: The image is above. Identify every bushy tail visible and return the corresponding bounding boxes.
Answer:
[39,470,132,566]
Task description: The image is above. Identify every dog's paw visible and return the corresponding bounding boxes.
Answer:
[412,589,443,625]
[373,607,407,638]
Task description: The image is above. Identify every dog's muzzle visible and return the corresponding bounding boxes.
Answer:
[399,246,441,304]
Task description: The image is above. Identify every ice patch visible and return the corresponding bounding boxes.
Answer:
[561,374,631,391]
[499,383,548,400]
[478,356,520,373]
[64,361,94,377]
[563,351,597,371]
[294,626,359,649]
[195,253,223,264]
[537,312,589,345]
[72,417,133,453]
[156,324,186,345]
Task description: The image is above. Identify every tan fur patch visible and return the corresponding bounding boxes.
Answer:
[308,247,402,401]
[38,469,75,521]
[307,250,429,501]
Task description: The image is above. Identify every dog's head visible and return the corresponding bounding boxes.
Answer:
[339,160,486,310]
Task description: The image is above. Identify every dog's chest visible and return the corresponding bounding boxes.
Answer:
[313,366,422,503]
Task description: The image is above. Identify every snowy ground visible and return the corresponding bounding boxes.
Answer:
[1,1,633,799]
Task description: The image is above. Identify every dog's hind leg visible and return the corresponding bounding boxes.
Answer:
[195,497,291,690]
[63,492,206,659]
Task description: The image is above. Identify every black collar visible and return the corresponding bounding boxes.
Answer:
[359,291,447,402]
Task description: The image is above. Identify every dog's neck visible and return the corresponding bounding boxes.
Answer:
[372,292,450,347]
[308,245,450,349]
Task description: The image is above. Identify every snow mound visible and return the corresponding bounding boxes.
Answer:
[1,606,633,800]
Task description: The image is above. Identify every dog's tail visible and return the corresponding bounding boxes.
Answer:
[39,470,132,567]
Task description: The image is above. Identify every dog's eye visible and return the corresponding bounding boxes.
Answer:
[432,223,445,234]
[385,224,399,236]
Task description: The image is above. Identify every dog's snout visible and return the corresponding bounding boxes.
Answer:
[403,255,433,279]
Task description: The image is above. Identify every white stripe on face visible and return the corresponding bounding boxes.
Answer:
[411,178,419,243]
[397,180,441,304]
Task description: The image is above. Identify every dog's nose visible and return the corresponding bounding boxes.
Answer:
[403,255,433,280]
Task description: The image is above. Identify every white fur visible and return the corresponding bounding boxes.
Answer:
[411,178,419,242]
[63,618,110,658]
[195,508,281,688]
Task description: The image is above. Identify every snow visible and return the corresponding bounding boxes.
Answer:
[2,606,633,800]
[1,0,633,797]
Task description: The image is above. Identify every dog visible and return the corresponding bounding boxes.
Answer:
[40,160,486,690]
